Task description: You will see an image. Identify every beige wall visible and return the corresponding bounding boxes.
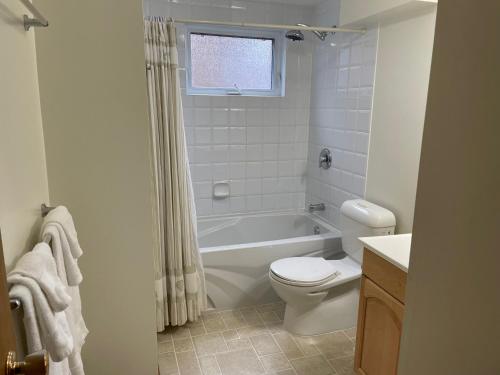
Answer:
[33,0,157,373]
[0,0,49,270]
[399,1,500,373]
[365,9,437,233]
[340,0,437,26]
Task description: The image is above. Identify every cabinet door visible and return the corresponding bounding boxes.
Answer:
[354,276,404,375]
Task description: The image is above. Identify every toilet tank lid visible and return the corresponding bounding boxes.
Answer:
[341,199,396,228]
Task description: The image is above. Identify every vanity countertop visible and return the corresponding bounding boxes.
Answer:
[359,234,412,273]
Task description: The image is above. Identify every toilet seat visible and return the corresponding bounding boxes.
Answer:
[270,257,340,287]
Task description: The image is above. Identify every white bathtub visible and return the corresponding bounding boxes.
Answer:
[198,212,342,309]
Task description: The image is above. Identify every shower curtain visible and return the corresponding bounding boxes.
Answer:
[144,18,207,330]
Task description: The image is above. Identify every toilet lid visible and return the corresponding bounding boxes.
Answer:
[270,257,339,286]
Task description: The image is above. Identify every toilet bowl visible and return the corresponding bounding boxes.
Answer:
[269,199,396,336]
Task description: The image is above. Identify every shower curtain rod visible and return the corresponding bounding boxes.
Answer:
[171,18,365,34]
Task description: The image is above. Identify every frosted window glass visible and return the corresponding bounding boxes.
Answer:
[190,33,273,91]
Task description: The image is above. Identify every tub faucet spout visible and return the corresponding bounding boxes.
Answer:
[309,203,325,212]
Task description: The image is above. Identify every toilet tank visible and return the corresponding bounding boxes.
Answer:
[340,199,396,263]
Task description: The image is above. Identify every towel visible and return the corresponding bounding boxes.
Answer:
[41,206,88,375]
[42,206,83,259]
[9,284,42,352]
[7,243,74,362]
[9,285,71,375]
[9,243,72,311]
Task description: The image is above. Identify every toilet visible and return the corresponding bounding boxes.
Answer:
[269,199,396,336]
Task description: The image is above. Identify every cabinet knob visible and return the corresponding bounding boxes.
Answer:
[5,350,48,375]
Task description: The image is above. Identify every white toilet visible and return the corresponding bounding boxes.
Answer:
[269,199,396,336]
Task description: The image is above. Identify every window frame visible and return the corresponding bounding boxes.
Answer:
[185,25,286,97]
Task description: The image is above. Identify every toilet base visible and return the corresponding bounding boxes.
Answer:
[282,280,360,336]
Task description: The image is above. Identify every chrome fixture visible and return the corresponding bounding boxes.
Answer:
[319,148,332,169]
[41,203,55,217]
[309,203,326,213]
[19,0,49,30]
[286,24,337,42]
[313,225,321,235]
[285,29,305,41]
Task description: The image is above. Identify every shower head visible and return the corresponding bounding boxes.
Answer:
[285,29,304,42]
[297,23,329,41]
[286,24,336,42]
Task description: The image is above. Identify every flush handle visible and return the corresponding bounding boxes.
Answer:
[5,350,48,375]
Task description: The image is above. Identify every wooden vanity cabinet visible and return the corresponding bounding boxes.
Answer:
[354,249,407,375]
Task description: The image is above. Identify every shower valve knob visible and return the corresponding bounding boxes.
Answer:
[319,148,332,169]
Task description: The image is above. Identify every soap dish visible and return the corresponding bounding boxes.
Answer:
[213,181,230,199]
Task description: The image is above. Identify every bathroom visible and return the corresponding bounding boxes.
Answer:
[1,0,500,375]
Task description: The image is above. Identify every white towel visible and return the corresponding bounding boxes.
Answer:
[7,243,74,362]
[42,206,83,259]
[41,206,88,375]
[43,225,82,287]
[9,284,42,352]
[8,285,71,375]
[9,244,72,311]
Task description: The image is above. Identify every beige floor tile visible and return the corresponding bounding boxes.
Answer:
[258,311,281,323]
[159,340,175,354]
[220,310,244,320]
[223,315,248,329]
[226,338,252,351]
[193,333,228,357]
[240,308,265,325]
[187,322,207,337]
[159,304,356,375]
[265,321,286,335]
[159,352,179,375]
[198,355,221,375]
[177,351,202,375]
[292,336,320,357]
[343,328,356,340]
[273,333,303,360]
[272,369,296,375]
[204,317,227,333]
[259,353,292,372]
[256,302,284,313]
[168,326,192,339]
[174,337,195,353]
[313,332,354,360]
[201,310,221,321]
[290,355,334,375]
[250,334,281,355]
[222,329,239,341]
[329,355,355,375]
[158,331,173,342]
[237,324,269,338]
[216,349,265,375]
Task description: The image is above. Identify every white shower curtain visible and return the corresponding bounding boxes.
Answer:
[144,18,207,330]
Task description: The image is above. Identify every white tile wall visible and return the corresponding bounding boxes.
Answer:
[305,2,378,227]
[143,0,378,224]
[144,0,314,217]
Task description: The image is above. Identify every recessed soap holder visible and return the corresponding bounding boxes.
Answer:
[213,181,230,199]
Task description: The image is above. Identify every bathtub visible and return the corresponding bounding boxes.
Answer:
[198,212,342,309]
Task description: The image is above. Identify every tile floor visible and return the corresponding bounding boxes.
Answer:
[158,302,356,375]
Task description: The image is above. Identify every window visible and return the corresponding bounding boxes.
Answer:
[186,26,285,96]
